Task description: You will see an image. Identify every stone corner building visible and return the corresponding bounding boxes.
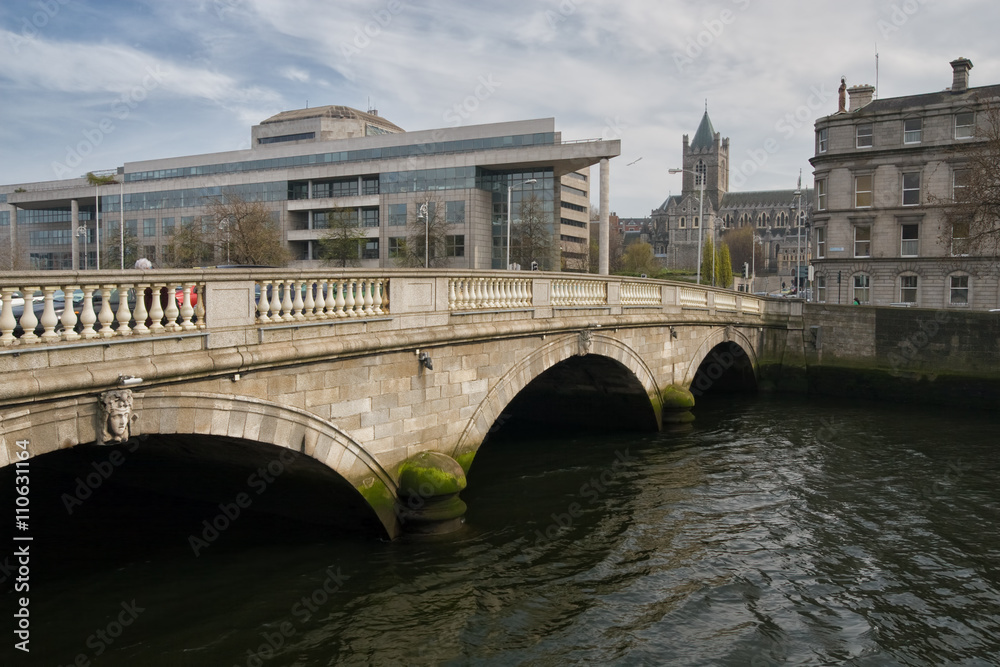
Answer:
[650,110,813,283]
[809,57,1000,308]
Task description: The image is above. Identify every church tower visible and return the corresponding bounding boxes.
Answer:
[681,109,729,211]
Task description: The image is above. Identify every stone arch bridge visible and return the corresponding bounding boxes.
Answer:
[0,269,800,537]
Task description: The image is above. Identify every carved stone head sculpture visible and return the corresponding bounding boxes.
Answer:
[99,389,134,444]
[578,329,593,357]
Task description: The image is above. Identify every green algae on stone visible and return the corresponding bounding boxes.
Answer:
[660,384,695,409]
[397,451,467,497]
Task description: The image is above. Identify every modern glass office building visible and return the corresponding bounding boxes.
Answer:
[1,106,618,271]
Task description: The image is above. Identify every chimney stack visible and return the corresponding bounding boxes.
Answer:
[848,84,875,111]
[950,57,973,93]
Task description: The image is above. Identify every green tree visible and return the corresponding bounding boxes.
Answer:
[621,241,658,275]
[700,235,714,284]
[317,210,366,268]
[717,242,733,288]
[720,226,762,275]
[398,199,448,268]
[511,193,553,270]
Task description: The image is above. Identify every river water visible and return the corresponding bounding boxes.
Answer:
[13,394,1000,666]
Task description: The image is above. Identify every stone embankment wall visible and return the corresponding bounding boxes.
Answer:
[759,302,1000,408]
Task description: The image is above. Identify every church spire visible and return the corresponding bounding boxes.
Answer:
[691,109,716,150]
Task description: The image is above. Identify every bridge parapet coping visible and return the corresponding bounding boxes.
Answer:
[0,269,785,405]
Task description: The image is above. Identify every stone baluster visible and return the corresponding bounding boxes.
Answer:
[163,284,181,332]
[61,285,81,341]
[333,280,346,317]
[362,278,375,316]
[194,283,206,329]
[256,281,271,322]
[0,288,17,345]
[291,280,305,321]
[268,280,283,322]
[280,280,294,322]
[466,278,477,309]
[40,286,60,342]
[524,280,533,307]
[511,280,521,307]
[132,284,149,335]
[115,284,133,336]
[0,287,18,345]
[495,279,506,308]
[448,279,457,310]
[179,285,195,330]
[481,279,491,309]
[372,278,385,315]
[343,279,356,317]
[460,279,471,310]
[381,279,389,313]
[324,280,337,317]
[148,284,165,334]
[17,288,39,344]
[355,279,368,316]
[0,289,12,343]
[97,286,116,338]
[491,278,501,308]
[303,281,316,320]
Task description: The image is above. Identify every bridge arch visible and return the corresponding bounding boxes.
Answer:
[449,332,663,469]
[2,391,401,537]
[683,326,759,396]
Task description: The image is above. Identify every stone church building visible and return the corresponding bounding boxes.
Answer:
[650,111,814,285]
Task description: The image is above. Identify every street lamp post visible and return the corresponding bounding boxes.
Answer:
[78,226,89,271]
[95,183,101,271]
[752,233,760,292]
[218,218,232,264]
[418,201,430,268]
[794,186,803,295]
[668,168,705,284]
[506,178,537,270]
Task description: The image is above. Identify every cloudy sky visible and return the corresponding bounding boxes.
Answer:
[1,0,996,217]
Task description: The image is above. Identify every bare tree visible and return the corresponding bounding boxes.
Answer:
[511,194,553,270]
[166,218,214,268]
[317,209,367,268]
[204,192,290,266]
[940,100,1000,257]
[0,234,28,271]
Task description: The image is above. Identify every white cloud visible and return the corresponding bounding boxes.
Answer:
[2,0,1000,215]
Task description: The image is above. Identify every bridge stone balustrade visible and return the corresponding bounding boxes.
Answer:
[0,268,791,539]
